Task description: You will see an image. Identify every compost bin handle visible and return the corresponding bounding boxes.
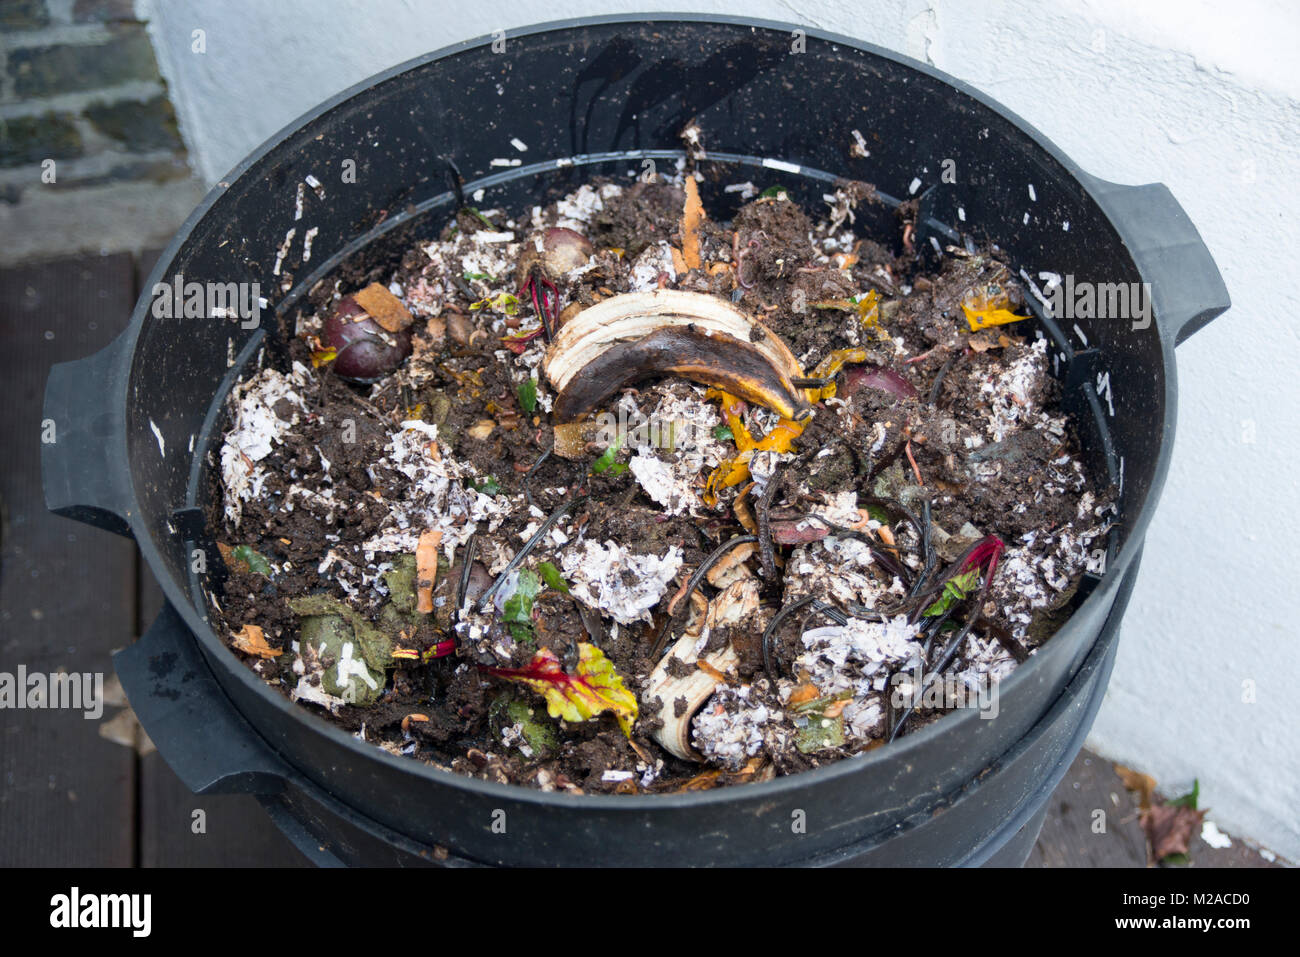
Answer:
[115,602,293,796]
[1083,174,1231,347]
[41,332,135,536]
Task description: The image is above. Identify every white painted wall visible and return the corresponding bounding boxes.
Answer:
[139,0,1300,858]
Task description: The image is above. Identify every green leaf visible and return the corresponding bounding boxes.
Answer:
[712,425,734,442]
[1168,779,1200,810]
[592,436,627,475]
[230,545,273,578]
[517,377,538,414]
[922,568,980,618]
[472,476,502,496]
[462,271,494,282]
[502,569,542,640]
[759,185,789,200]
[538,561,570,594]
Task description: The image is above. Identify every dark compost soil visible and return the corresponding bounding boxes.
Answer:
[206,155,1114,795]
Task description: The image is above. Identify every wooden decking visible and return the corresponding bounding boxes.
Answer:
[0,253,1275,868]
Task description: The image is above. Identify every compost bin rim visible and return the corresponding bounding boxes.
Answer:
[121,13,1177,809]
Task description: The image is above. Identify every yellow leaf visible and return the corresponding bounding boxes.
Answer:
[961,287,1028,331]
[484,643,638,737]
[857,289,881,331]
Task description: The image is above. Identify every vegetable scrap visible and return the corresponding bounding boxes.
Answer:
[207,129,1113,793]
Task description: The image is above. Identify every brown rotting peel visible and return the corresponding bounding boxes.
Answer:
[542,289,811,423]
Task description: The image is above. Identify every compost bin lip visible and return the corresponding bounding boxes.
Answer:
[116,13,1183,808]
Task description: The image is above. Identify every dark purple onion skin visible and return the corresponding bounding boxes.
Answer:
[322,296,412,382]
[840,364,918,401]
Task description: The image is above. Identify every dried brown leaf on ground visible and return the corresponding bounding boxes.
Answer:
[1115,763,1157,810]
[98,706,156,756]
[354,281,414,332]
[231,623,282,658]
[1140,803,1207,861]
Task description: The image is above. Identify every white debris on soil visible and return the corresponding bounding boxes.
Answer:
[988,492,1112,639]
[692,683,786,770]
[950,635,1019,690]
[629,451,693,515]
[289,640,345,714]
[628,241,677,291]
[219,362,312,525]
[551,182,623,229]
[983,337,1049,441]
[782,522,904,611]
[795,616,925,740]
[560,539,684,625]
[621,385,725,515]
[358,420,511,571]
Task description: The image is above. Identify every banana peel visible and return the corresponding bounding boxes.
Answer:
[703,387,805,505]
[543,289,812,423]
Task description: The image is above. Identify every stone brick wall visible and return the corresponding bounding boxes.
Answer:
[0,0,203,264]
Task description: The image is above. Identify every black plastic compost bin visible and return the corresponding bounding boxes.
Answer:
[42,15,1228,867]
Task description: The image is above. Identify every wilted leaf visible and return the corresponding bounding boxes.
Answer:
[961,287,1028,331]
[231,624,281,658]
[500,327,544,354]
[310,346,338,368]
[482,644,638,737]
[502,569,542,642]
[470,292,520,316]
[1141,802,1207,861]
[1115,763,1157,810]
[856,289,881,331]
[219,543,273,578]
